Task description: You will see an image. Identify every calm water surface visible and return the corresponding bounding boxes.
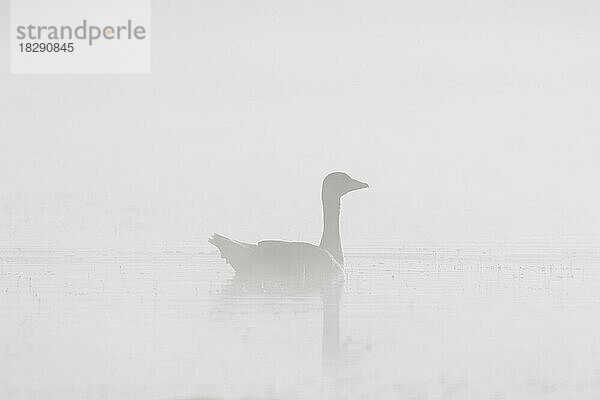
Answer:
[2,243,600,400]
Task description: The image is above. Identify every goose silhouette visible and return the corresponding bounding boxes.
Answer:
[209,172,368,280]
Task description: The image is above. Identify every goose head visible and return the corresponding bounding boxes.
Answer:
[322,172,369,201]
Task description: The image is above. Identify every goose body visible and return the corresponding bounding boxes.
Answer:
[209,234,342,278]
[209,172,368,279]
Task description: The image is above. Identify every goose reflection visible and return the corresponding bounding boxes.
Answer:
[209,172,368,363]
[217,276,343,363]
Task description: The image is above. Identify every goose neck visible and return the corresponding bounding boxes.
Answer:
[319,195,343,265]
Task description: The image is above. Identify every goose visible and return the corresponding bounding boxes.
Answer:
[209,172,368,280]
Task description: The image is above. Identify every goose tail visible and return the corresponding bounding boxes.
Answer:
[209,233,256,272]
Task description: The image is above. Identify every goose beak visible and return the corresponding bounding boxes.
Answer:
[349,178,369,192]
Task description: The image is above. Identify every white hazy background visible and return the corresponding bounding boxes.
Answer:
[1,0,600,248]
[3,3,600,400]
